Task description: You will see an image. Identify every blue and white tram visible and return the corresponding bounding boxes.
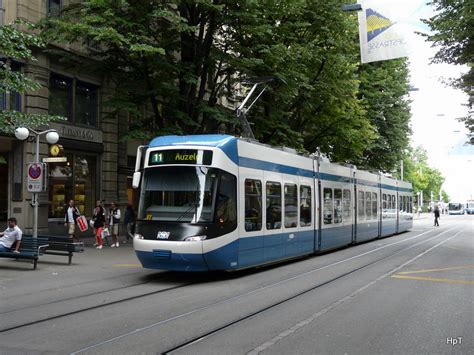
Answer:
[132,135,413,271]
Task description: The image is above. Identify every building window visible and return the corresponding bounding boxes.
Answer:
[49,153,98,218]
[49,74,72,118]
[49,73,98,127]
[75,81,97,126]
[48,0,61,17]
[0,0,4,26]
[1,61,22,111]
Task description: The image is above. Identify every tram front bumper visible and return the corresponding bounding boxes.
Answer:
[134,238,208,271]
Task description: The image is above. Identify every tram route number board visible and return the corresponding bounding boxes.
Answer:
[27,163,48,192]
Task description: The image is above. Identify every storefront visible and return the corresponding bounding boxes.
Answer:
[48,123,103,226]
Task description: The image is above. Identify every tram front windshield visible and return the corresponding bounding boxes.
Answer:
[448,203,462,211]
[139,166,235,224]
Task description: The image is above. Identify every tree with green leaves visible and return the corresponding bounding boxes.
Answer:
[401,147,446,204]
[355,58,412,172]
[424,0,474,134]
[39,0,412,173]
[0,21,64,135]
[0,21,65,163]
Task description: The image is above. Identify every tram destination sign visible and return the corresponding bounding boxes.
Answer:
[148,149,213,166]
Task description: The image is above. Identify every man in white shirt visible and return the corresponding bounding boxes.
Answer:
[64,200,81,242]
[107,202,121,248]
[0,217,22,253]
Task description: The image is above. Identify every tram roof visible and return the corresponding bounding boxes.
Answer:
[149,134,237,148]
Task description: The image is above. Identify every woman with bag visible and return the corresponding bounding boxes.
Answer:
[92,200,106,249]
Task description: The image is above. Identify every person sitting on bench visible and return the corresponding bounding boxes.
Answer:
[0,217,22,253]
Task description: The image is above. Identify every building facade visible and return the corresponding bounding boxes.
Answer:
[1,0,139,235]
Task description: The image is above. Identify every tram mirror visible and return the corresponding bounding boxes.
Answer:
[132,171,141,189]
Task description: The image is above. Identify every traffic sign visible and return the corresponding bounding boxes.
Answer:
[27,163,46,192]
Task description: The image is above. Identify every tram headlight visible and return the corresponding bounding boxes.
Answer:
[184,235,207,242]
[134,233,144,240]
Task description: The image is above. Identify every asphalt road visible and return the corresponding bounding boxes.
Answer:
[0,215,472,354]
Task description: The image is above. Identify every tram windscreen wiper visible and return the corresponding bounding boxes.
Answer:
[176,202,198,222]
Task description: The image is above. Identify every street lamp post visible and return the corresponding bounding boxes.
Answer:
[15,127,59,239]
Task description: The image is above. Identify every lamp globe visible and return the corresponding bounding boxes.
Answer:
[46,131,59,144]
[14,127,30,141]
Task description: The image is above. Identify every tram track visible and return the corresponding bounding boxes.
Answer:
[0,277,155,316]
[161,226,463,354]
[0,279,196,333]
[68,225,460,354]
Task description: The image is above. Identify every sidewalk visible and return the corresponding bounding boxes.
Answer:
[0,239,156,299]
[0,241,163,326]
[413,212,429,220]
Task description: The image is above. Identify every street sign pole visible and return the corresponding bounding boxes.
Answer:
[15,127,59,240]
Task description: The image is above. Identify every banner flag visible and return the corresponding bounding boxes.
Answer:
[357,0,430,63]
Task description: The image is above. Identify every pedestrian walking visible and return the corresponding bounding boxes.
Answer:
[92,200,106,249]
[434,205,440,227]
[0,217,22,253]
[123,203,135,244]
[64,200,81,242]
[107,202,121,247]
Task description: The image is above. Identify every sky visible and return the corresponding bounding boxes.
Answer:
[360,0,473,202]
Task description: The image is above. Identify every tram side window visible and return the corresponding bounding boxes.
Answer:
[358,191,365,220]
[392,195,396,218]
[284,184,298,228]
[342,189,351,220]
[245,179,262,232]
[382,194,387,219]
[365,192,372,219]
[323,188,333,224]
[409,197,413,213]
[215,172,237,225]
[266,182,282,230]
[334,189,342,224]
[300,186,312,227]
[399,196,403,211]
[372,192,378,217]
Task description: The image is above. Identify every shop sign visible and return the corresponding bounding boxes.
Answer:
[50,123,103,143]
[43,157,68,163]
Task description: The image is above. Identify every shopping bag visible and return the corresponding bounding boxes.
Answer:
[76,215,89,232]
[89,219,95,228]
[101,228,110,238]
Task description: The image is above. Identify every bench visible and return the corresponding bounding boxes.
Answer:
[0,235,49,270]
[43,236,84,265]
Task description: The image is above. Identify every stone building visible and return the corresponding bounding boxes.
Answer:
[0,0,139,235]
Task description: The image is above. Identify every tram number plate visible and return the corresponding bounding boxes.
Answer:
[157,231,170,240]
